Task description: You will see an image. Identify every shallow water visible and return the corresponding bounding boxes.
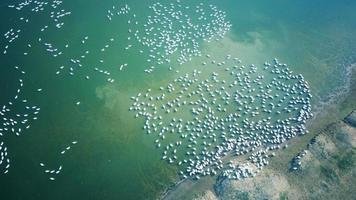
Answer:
[0,0,355,199]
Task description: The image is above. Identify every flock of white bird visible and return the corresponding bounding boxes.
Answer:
[130,1,232,73]
[52,1,231,82]
[129,56,312,180]
[39,140,77,181]
[0,142,10,174]
[1,0,72,178]
[4,1,70,55]
[0,66,41,174]
[3,0,231,85]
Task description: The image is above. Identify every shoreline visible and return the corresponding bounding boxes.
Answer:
[159,178,188,200]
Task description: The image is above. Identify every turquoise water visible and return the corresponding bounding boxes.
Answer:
[0,0,355,199]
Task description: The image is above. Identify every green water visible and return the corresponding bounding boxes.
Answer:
[0,0,355,199]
